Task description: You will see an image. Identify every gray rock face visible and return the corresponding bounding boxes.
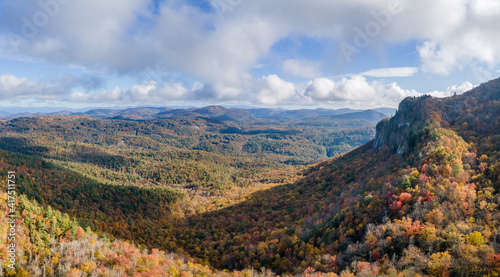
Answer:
[373,95,433,155]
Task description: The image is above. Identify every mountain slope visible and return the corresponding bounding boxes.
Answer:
[165,78,500,275]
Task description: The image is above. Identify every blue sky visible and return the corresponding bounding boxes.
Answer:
[1,0,499,111]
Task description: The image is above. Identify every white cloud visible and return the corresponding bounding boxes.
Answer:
[71,80,190,104]
[304,75,420,106]
[0,74,61,99]
[69,87,123,102]
[360,67,419,78]
[470,0,500,17]
[0,73,477,108]
[0,75,32,92]
[426,81,474,97]
[281,59,321,78]
[305,76,377,101]
[255,75,298,105]
[412,0,500,75]
[0,73,111,102]
[303,76,475,107]
[209,83,243,100]
[127,81,188,103]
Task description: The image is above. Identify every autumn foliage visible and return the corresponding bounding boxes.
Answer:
[1,77,500,276]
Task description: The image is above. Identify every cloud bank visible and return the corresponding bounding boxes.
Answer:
[0,73,474,108]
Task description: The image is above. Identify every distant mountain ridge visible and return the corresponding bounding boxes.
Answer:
[326,109,388,121]
[0,105,396,122]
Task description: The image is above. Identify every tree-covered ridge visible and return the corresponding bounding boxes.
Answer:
[159,78,500,275]
[0,112,376,165]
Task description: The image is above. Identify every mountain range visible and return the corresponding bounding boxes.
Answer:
[0,78,499,276]
[0,106,395,122]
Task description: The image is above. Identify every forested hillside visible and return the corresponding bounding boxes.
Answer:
[161,78,500,275]
[1,78,499,276]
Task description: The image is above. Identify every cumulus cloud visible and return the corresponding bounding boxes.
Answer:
[305,76,377,101]
[0,73,109,102]
[361,67,419,78]
[302,75,475,107]
[69,87,123,102]
[304,75,420,106]
[255,75,299,105]
[127,80,188,102]
[0,74,63,99]
[0,72,478,108]
[411,0,500,74]
[0,75,38,97]
[426,81,474,97]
